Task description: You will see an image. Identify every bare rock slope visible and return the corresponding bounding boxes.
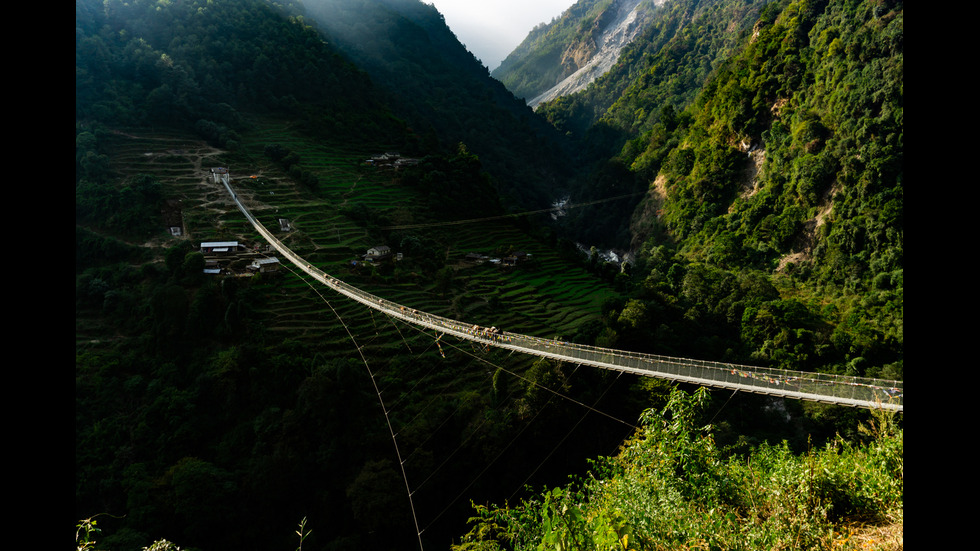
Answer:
[529,0,662,108]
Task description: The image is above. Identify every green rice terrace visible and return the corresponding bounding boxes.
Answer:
[96,118,622,370]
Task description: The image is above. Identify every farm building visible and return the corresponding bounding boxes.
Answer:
[364,245,393,261]
[200,241,241,254]
[248,257,281,273]
[503,251,529,266]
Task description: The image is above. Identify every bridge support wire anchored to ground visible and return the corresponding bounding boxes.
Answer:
[219,174,903,413]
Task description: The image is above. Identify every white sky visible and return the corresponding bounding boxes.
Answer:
[427,1,577,70]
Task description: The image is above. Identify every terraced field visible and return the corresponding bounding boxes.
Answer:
[98,120,621,362]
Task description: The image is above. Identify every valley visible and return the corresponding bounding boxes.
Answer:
[77,0,902,549]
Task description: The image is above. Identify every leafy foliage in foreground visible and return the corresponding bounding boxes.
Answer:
[454,388,902,550]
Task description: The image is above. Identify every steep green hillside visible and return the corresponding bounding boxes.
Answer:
[524,0,774,250]
[303,0,577,211]
[77,3,639,549]
[75,0,407,147]
[76,0,902,549]
[530,0,902,380]
[629,0,903,278]
[535,0,773,153]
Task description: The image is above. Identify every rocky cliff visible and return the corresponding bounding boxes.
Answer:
[492,0,662,108]
[529,0,662,108]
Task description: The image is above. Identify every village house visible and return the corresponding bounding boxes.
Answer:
[200,241,242,255]
[365,152,419,170]
[248,257,281,273]
[363,245,393,262]
[503,251,529,267]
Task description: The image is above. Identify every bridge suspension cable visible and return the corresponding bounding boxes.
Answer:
[218,174,903,413]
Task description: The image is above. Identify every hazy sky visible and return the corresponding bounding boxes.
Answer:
[428,0,576,70]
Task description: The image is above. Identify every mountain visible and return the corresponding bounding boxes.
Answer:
[535,0,773,142]
[538,0,902,370]
[75,0,402,143]
[493,0,663,106]
[527,0,777,249]
[76,0,902,549]
[302,0,578,211]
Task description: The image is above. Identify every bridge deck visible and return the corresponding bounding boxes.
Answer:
[220,175,903,413]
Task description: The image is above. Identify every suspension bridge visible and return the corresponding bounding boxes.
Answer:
[217,173,903,413]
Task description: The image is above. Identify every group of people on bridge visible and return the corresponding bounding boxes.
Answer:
[467,324,503,341]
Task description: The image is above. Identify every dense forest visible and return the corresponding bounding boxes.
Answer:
[301,0,577,210]
[545,0,902,377]
[76,0,902,550]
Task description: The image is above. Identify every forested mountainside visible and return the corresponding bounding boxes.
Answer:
[505,0,777,249]
[536,0,774,145]
[76,2,615,549]
[302,0,576,210]
[77,0,901,549]
[75,0,405,147]
[492,0,661,106]
[533,0,902,377]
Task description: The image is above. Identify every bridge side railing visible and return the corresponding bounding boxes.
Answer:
[222,176,903,412]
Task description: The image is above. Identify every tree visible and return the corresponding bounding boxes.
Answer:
[181,252,205,285]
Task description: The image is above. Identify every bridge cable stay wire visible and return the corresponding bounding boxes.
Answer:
[418,351,574,535]
[262,255,642,542]
[378,192,644,231]
[412,337,642,535]
[507,369,627,504]
[279,263,426,551]
[388,367,476,436]
[399,368,498,466]
[380,330,447,403]
[398,333,539,482]
[387,313,640,430]
[379,327,516,444]
[382,349,453,415]
[386,312,415,353]
[409,349,554,492]
[708,388,740,426]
